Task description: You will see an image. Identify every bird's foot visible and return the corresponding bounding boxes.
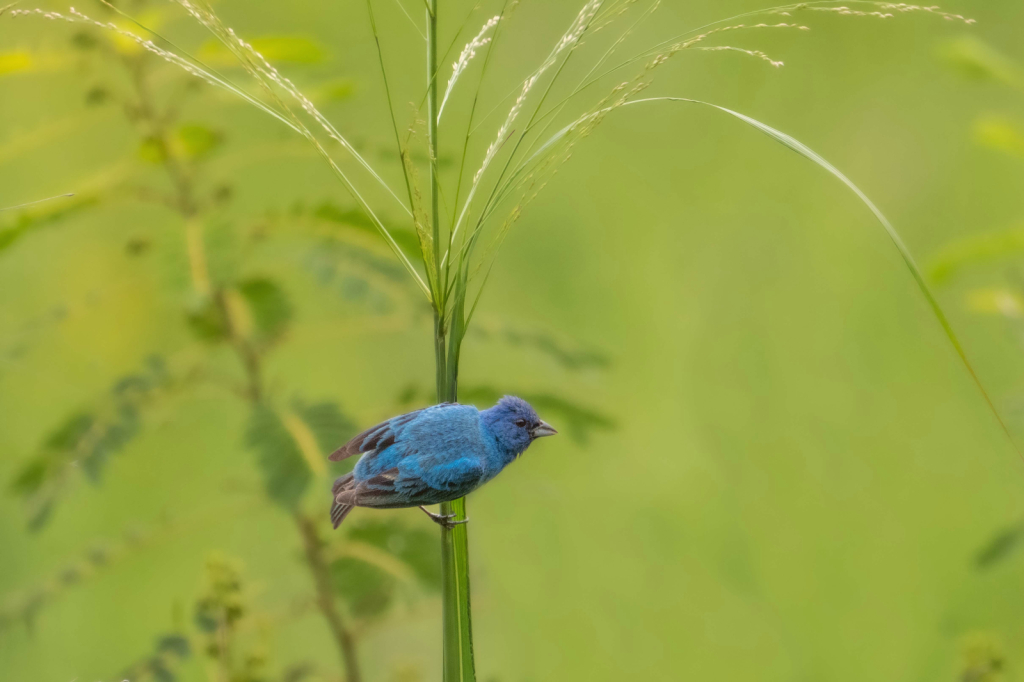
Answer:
[419,506,469,530]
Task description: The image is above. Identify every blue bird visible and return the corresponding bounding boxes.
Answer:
[328,396,557,529]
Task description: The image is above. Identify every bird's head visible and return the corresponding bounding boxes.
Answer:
[481,395,558,457]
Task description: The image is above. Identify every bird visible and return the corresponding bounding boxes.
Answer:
[328,396,558,530]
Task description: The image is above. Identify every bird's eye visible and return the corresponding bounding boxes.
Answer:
[514,419,527,428]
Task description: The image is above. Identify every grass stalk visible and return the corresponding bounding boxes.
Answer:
[427,0,442,304]
[429,2,476,680]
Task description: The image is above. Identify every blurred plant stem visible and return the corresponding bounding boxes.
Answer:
[296,513,362,682]
[126,51,364,682]
[221,281,360,682]
[427,2,475,681]
[222,287,360,681]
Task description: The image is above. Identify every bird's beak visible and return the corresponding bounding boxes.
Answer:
[530,420,558,439]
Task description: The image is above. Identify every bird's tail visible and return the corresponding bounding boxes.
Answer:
[331,473,356,529]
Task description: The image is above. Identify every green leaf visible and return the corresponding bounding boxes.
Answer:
[70,31,99,51]
[9,456,52,497]
[940,36,1023,90]
[176,123,223,160]
[9,357,171,529]
[959,633,1005,682]
[311,201,422,258]
[194,554,247,630]
[291,400,358,460]
[149,659,175,682]
[245,404,311,510]
[470,320,610,371]
[304,240,408,294]
[119,632,191,682]
[84,86,111,106]
[347,518,441,590]
[976,522,1024,569]
[313,202,377,230]
[156,635,191,659]
[966,288,1024,319]
[184,294,230,344]
[928,225,1024,284]
[974,116,1024,158]
[0,50,36,76]
[329,556,395,619]
[237,277,293,347]
[43,412,97,457]
[138,136,168,164]
[311,78,356,103]
[0,194,98,254]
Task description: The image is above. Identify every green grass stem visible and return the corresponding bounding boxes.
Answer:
[428,2,476,681]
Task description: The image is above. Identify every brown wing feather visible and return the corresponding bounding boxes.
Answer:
[328,422,388,462]
[330,473,356,529]
[345,468,439,509]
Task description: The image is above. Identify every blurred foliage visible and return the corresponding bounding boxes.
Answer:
[9,356,176,529]
[974,116,1024,158]
[0,2,614,676]
[119,634,192,682]
[247,404,315,510]
[245,400,355,510]
[331,557,395,620]
[331,517,440,621]
[931,37,1024,682]
[966,287,1024,319]
[0,193,98,253]
[929,226,1024,284]
[932,35,1024,348]
[295,400,359,463]
[139,124,225,165]
[0,522,164,633]
[0,4,514,678]
[304,200,423,260]
[119,554,284,682]
[959,633,1007,682]
[198,36,328,67]
[975,521,1024,570]
[941,37,1023,90]
[194,554,270,682]
[468,319,610,371]
[235,277,294,349]
[309,78,356,104]
[22,0,1011,681]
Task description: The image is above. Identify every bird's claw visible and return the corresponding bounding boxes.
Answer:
[419,506,469,530]
[438,514,469,530]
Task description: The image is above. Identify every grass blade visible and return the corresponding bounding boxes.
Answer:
[625,96,1018,450]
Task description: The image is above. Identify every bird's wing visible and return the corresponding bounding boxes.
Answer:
[328,403,456,462]
[341,458,486,509]
[330,473,356,528]
[346,467,429,508]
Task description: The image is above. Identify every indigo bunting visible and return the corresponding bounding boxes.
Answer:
[328,396,557,529]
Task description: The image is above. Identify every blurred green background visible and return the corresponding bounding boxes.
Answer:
[3,1,1024,681]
